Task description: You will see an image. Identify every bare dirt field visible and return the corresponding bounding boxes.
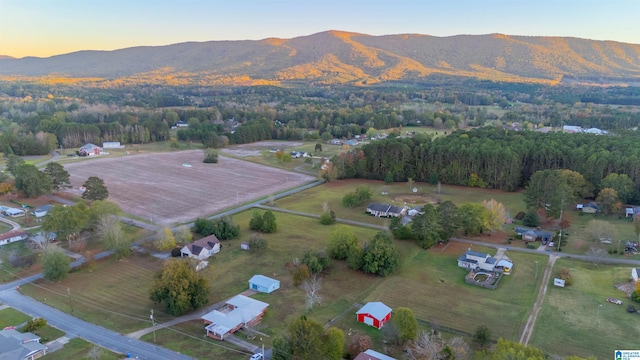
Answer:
[62,150,315,225]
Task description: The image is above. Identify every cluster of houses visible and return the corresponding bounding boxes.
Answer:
[562,125,608,135]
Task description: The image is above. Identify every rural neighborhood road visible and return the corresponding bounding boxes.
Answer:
[0,288,194,360]
[0,216,21,231]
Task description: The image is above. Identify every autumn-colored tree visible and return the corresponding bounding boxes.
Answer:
[348,334,373,358]
[0,182,14,194]
[482,199,507,232]
[155,227,177,251]
[149,259,210,316]
[293,264,310,286]
[558,268,573,286]
[596,187,621,215]
[319,162,338,182]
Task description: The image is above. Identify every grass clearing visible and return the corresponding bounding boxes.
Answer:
[0,308,31,328]
[529,258,640,359]
[41,338,121,360]
[140,322,249,360]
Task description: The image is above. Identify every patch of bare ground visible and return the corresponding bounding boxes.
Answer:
[62,150,314,225]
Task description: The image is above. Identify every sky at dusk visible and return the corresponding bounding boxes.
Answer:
[1,0,639,58]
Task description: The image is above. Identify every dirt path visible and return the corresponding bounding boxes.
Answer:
[519,255,558,345]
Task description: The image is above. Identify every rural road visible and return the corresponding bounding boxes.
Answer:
[0,288,194,360]
[0,216,21,231]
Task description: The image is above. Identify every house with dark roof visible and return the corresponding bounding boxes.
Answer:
[514,227,553,242]
[366,203,406,218]
[202,295,269,340]
[356,302,392,329]
[0,328,47,360]
[180,234,220,260]
[31,205,53,218]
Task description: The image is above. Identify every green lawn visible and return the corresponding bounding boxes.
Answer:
[0,308,31,328]
[529,258,640,359]
[41,338,121,360]
[140,323,250,360]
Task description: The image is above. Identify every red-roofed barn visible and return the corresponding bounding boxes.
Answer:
[356,302,392,329]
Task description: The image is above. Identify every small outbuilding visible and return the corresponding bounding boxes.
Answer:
[248,275,280,293]
[632,268,640,282]
[356,302,392,329]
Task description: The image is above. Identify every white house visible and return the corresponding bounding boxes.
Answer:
[0,231,28,247]
[31,204,54,218]
[3,208,25,217]
[458,249,513,274]
[78,143,103,156]
[202,295,269,340]
[180,235,221,260]
[102,141,124,149]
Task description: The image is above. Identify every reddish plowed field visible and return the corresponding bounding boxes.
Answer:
[63,151,315,224]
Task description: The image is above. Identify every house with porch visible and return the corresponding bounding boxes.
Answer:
[202,295,269,340]
[366,203,406,218]
[0,328,48,360]
[180,235,220,260]
[458,249,513,275]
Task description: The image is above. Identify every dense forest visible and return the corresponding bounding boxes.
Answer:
[2,80,640,201]
[333,127,640,202]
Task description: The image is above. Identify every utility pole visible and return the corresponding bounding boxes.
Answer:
[535,261,538,280]
[67,287,73,312]
[150,309,156,343]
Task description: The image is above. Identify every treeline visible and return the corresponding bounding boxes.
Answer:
[333,127,640,202]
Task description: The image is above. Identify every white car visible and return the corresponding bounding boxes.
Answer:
[607,297,623,305]
[548,242,554,248]
[250,354,263,360]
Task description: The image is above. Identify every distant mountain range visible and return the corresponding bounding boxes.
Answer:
[2,30,640,86]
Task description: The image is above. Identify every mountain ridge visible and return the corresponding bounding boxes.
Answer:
[2,30,639,86]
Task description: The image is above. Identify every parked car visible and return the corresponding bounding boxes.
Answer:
[548,242,554,247]
[607,297,623,305]
[250,354,263,360]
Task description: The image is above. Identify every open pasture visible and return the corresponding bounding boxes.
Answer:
[61,150,315,225]
[530,258,640,359]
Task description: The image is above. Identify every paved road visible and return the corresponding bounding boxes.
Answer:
[0,288,194,360]
[0,216,21,231]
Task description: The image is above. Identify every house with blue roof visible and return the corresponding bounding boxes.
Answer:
[248,275,280,293]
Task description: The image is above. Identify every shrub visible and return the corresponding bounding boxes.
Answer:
[203,149,218,163]
[249,233,267,251]
[342,186,372,207]
[171,247,182,257]
[23,318,47,333]
[515,211,526,220]
[558,268,573,286]
[319,210,336,225]
[292,264,310,286]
